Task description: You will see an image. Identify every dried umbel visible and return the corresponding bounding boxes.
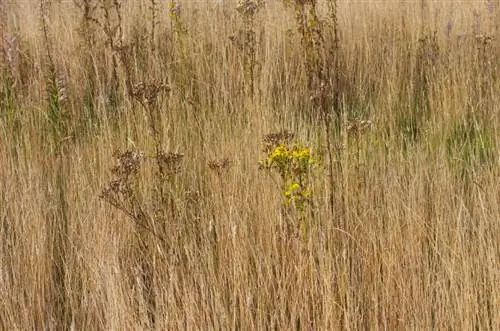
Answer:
[236,0,265,16]
[262,130,295,153]
[283,0,314,7]
[475,34,495,46]
[111,150,145,180]
[132,80,170,108]
[208,157,232,175]
[156,151,184,178]
[101,150,145,206]
[347,119,373,135]
[113,44,133,71]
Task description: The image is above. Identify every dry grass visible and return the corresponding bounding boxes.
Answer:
[1,0,499,329]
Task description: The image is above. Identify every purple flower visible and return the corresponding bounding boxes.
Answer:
[445,21,453,38]
[487,1,496,14]
[170,1,181,17]
[472,9,481,35]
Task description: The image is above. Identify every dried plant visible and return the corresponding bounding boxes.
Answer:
[100,150,151,229]
[0,0,7,69]
[73,0,100,47]
[208,157,232,175]
[131,80,170,109]
[234,0,265,98]
[262,130,295,153]
[156,151,184,179]
[100,148,184,327]
[149,0,158,52]
[284,0,325,92]
[346,119,373,136]
[169,0,187,60]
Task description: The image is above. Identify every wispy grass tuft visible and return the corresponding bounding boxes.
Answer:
[0,1,499,329]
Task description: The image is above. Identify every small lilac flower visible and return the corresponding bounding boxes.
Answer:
[445,20,453,38]
[170,2,181,17]
[472,9,481,35]
[487,1,496,14]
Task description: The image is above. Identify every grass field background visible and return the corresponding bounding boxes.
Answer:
[1,0,499,329]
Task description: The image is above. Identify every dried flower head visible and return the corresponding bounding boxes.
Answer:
[100,150,144,202]
[132,80,170,107]
[111,150,145,180]
[208,157,232,174]
[475,34,495,46]
[347,119,373,135]
[263,130,295,153]
[156,151,184,177]
[236,0,265,16]
[487,1,496,14]
[56,74,68,104]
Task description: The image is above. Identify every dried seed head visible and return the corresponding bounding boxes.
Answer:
[113,44,133,72]
[347,119,373,135]
[208,157,232,173]
[185,190,200,203]
[475,34,495,45]
[236,0,265,16]
[111,150,145,179]
[132,80,170,107]
[57,74,68,104]
[100,150,144,202]
[157,151,184,177]
[263,130,295,152]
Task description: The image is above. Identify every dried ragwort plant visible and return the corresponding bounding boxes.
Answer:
[234,0,265,98]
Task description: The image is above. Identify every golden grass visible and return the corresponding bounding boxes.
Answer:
[1,0,499,329]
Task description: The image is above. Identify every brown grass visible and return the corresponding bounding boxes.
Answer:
[1,0,499,329]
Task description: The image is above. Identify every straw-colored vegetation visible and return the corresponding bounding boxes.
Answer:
[1,0,499,329]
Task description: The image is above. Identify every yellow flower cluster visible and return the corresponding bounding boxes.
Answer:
[260,142,316,210]
[262,143,315,174]
[284,182,311,207]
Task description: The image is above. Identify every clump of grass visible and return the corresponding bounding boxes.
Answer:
[73,0,101,129]
[0,67,20,141]
[397,30,440,144]
[446,116,496,183]
[38,1,78,328]
[1,1,500,329]
[473,33,496,114]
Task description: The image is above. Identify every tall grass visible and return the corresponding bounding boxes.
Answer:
[1,0,499,329]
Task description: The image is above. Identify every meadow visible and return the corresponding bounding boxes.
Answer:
[0,0,499,329]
